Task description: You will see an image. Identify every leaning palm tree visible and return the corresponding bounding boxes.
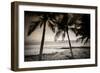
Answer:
[55,14,74,58]
[55,13,84,58]
[28,12,56,61]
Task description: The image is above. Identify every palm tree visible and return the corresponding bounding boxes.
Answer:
[55,13,85,58]
[55,14,74,58]
[28,12,56,61]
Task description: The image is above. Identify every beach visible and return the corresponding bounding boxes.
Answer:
[24,41,90,61]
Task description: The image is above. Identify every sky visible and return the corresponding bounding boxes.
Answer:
[24,11,79,42]
[25,23,78,42]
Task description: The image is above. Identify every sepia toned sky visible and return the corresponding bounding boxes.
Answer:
[24,11,78,42]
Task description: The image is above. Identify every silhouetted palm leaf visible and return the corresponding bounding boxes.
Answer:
[40,21,44,28]
[62,31,65,41]
[28,21,40,35]
[55,30,62,41]
[48,20,55,32]
[84,37,89,44]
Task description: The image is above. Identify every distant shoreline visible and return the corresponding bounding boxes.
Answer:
[25,46,90,49]
[25,41,90,49]
[60,46,90,49]
[25,40,90,45]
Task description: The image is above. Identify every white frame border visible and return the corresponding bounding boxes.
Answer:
[18,5,96,68]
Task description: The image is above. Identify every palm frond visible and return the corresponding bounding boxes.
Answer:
[51,18,57,22]
[48,20,56,25]
[70,28,76,34]
[76,35,87,43]
[62,31,66,41]
[81,36,86,43]
[28,21,40,36]
[40,21,44,28]
[84,37,89,44]
[48,20,55,32]
[55,30,62,40]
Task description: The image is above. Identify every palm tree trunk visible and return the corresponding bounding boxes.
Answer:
[66,30,74,58]
[38,22,46,61]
